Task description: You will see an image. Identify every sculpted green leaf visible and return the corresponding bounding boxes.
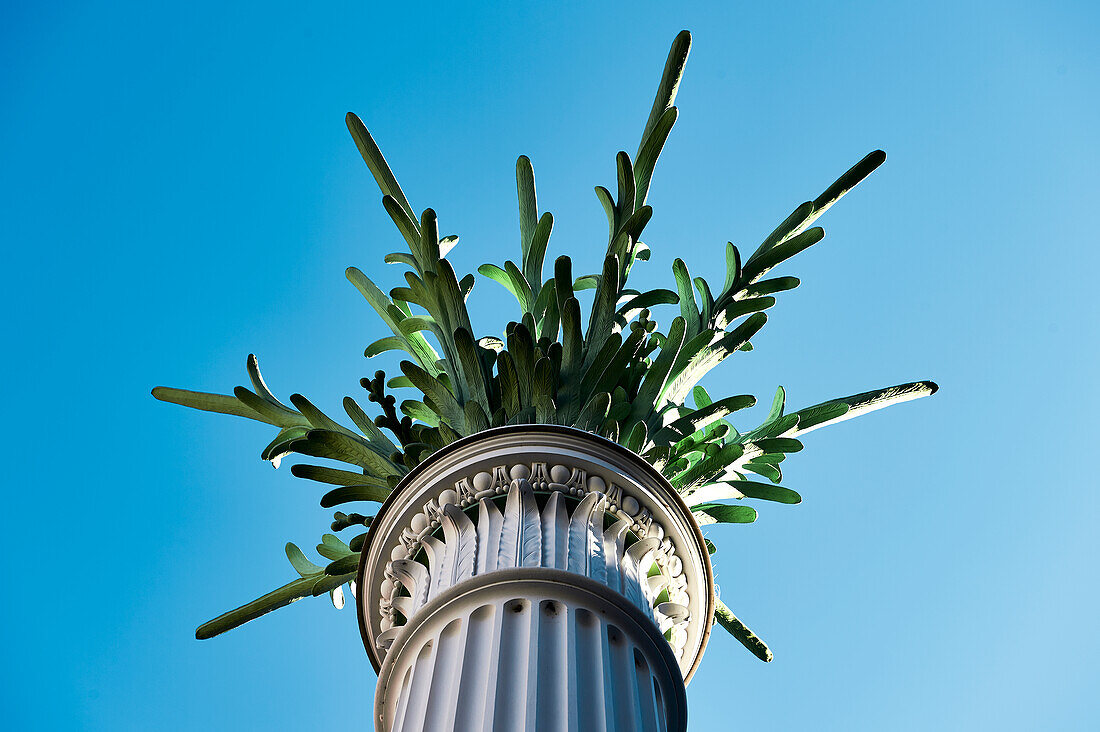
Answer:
[364,336,407,358]
[810,150,887,224]
[722,242,741,294]
[319,484,391,508]
[594,185,616,238]
[691,503,757,524]
[260,425,310,466]
[346,267,440,375]
[400,361,464,427]
[291,464,388,489]
[517,156,538,263]
[742,276,800,298]
[583,256,622,367]
[233,386,302,428]
[324,555,360,576]
[382,195,420,251]
[345,112,416,222]
[663,312,768,405]
[749,201,814,263]
[714,600,773,662]
[638,30,691,159]
[615,152,635,229]
[195,575,319,640]
[526,213,553,298]
[659,394,756,441]
[150,386,264,422]
[317,533,353,560]
[285,542,323,578]
[791,381,939,436]
[672,259,699,337]
[617,288,679,319]
[291,429,402,477]
[342,397,398,450]
[384,251,418,268]
[741,227,825,284]
[744,461,782,483]
[685,480,800,506]
[288,393,356,437]
[633,316,686,420]
[635,107,677,207]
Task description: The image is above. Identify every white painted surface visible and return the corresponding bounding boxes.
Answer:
[376,571,686,732]
[359,427,710,732]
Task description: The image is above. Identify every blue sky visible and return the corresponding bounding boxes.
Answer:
[3,1,1098,729]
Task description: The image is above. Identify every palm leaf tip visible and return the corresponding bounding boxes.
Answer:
[792,380,938,437]
[195,576,317,640]
[714,599,773,662]
[639,30,692,152]
[150,385,266,422]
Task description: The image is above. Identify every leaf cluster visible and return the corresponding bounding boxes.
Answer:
[154,31,936,661]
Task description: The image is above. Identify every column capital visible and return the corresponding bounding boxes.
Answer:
[356,425,715,683]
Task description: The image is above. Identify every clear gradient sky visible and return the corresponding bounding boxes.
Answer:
[3,1,1098,729]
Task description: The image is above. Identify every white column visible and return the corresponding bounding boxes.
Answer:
[357,426,714,732]
[376,571,685,732]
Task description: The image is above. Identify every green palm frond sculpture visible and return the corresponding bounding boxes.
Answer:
[154,30,936,662]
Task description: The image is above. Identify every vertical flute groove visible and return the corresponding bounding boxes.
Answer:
[535,600,568,732]
[574,608,608,732]
[632,649,659,732]
[453,604,497,732]
[390,666,415,732]
[422,619,464,732]
[396,641,435,731]
[652,676,666,732]
[493,598,534,732]
[608,626,641,732]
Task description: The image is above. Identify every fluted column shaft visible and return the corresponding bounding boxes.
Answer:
[376,570,685,732]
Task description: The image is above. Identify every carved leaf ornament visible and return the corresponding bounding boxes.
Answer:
[374,458,694,660]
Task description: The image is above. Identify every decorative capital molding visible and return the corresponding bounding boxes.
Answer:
[357,425,715,682]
